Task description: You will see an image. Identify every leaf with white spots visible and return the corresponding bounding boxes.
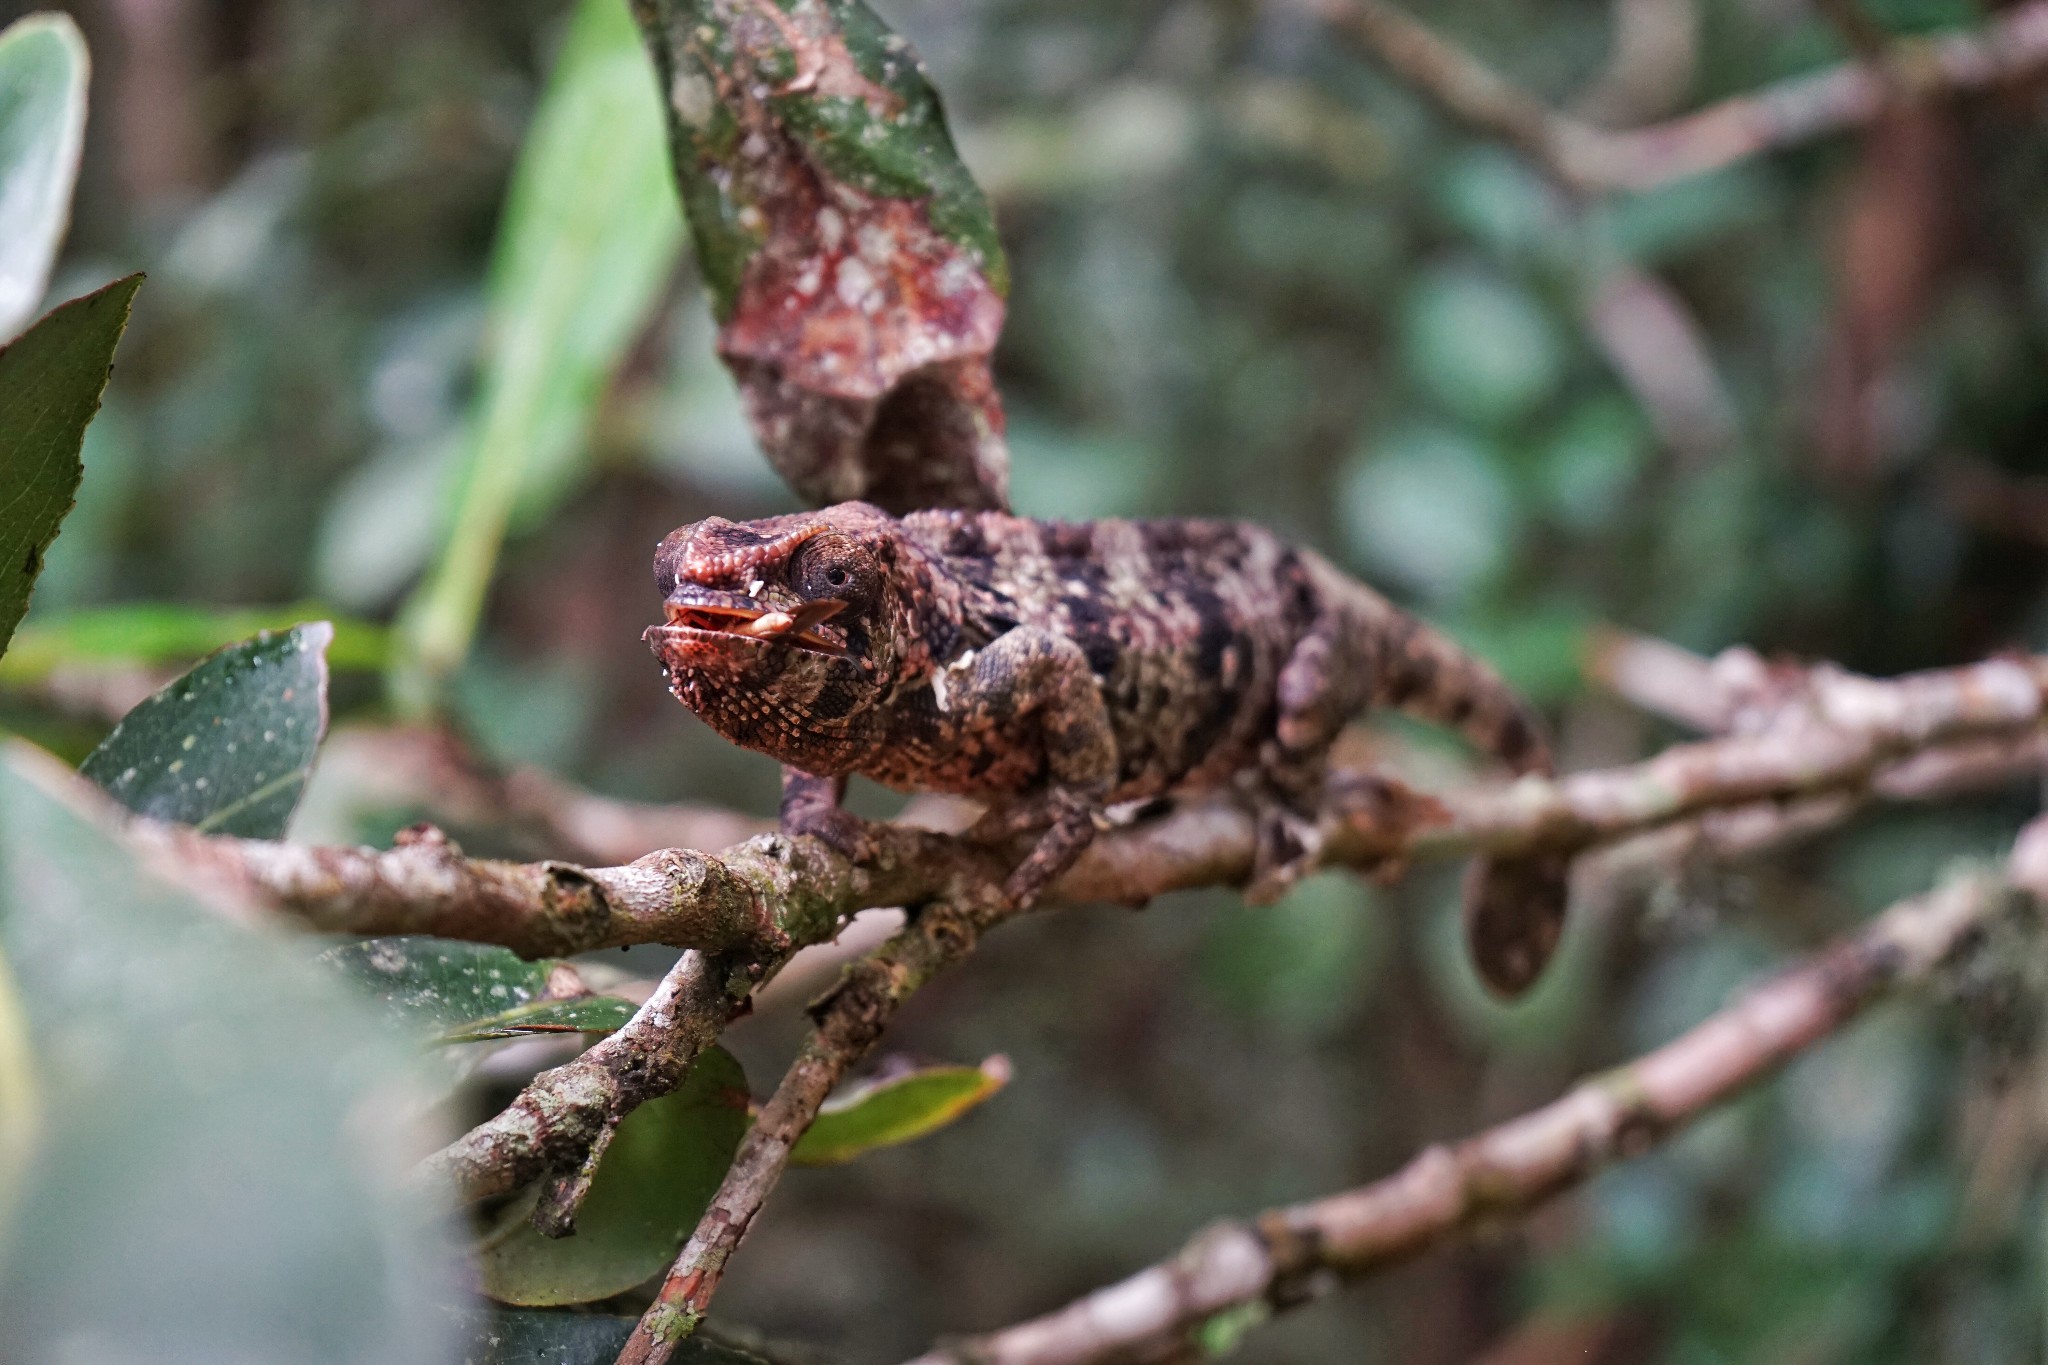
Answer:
[79,622,332,838]
[318,936,636,1046]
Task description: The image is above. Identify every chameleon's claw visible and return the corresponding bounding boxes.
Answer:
[1245,803,1324,905]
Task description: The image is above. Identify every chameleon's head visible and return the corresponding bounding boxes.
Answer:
[644,502,911,774]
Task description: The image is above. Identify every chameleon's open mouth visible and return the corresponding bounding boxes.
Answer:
[649,592,849,656]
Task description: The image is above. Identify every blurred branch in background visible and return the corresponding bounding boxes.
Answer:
[912,816,2048,1365]
[1296,0,2048,192]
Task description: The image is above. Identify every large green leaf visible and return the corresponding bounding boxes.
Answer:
[0,274,140,661]
[451,1308,770,1365]
[393,0,681,713]
[0,601,387,684]
[789,1056,1010,1167]
[0,744,457,1363]
[79,621,331,838]
[0,14,88,339]
[476,1046,749,1306]
[319,936,636,1045]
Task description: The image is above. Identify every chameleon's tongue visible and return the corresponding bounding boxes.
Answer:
[735,598,844,639]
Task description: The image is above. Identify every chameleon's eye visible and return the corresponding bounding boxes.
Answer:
[793,535,877,604]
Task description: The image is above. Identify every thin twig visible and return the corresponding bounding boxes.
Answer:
[619,892,1008,1363]
[419,947,736,1206]
[1299,0,2048,192]
[906,817,2048,1365]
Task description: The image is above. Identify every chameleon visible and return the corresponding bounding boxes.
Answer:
[644,501,1569,995]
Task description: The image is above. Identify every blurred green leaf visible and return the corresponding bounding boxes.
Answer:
[0,274,140,662]
[0,13,88,339]
[0,744,456,1362]
[1402,263,1564,427]
[1450,603,1596,705]
[394,0,682,714]
[1537,396,1648,531]
[0,944,35,1225]
[476,1046,749,1306]
[1339,424,1516,603]
[1597,168,1774,267]
[443,994,638,1044]
[79,622,331,838]
[0,601,386,683]
[451,1308,770,1364]
[322,936,577,1031]
[1197,875,1384,1038]
[789,1056,1011,1166]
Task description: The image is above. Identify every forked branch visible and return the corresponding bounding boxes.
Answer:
[906,816,2048,1365]
[1301,0,2048,192]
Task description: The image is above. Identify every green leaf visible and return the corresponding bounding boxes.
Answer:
[0,274,140,662]
[78,621,331,838]
[0,14,89,339]
[442,995,639,1044]
[318,936,637,1045]
[1401,263,1564,428]
[449,1308,771,1365]
[1339,424,1517,605]
[789,1056,1010,1167]
[476,1046,750,1306]
[0,744,457,1363]
[0,601,387,684]
[394,0,682,714]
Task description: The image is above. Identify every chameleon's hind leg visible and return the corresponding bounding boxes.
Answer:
[1245,622,1360,902]
[951,627,1119,910]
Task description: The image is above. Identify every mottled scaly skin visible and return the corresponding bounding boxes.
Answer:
[646,502,1567,994]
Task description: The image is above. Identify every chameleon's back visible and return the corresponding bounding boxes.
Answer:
[900,510,1310,799]
[899,509,1550,799]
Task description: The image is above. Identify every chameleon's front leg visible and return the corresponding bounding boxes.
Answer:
[778,768,882,863]
[951,628,1118,910]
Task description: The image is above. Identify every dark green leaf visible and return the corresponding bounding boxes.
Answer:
[322,936,578,1035]
[789,1056,1009,1167]
[0,601,387,684]
[0,14,88,338]
[449,1308,772,1365]
[0,744,456,1363]
[442,994,638,1044]
[477,1046,750,1306]
[0,274,140,661]
[79,621,331,838]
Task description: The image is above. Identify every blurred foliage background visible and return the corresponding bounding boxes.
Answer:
[6,0,2048,1359]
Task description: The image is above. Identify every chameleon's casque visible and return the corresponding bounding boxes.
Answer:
[646,501,1567,994]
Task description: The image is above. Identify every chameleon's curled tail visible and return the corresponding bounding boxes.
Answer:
[1362,603,1572,998]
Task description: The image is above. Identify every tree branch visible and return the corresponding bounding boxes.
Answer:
[164,646,2044,1212]
[1298,0,2048,192]
[907,815,2048,1365]
[619,892,1009,1363]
